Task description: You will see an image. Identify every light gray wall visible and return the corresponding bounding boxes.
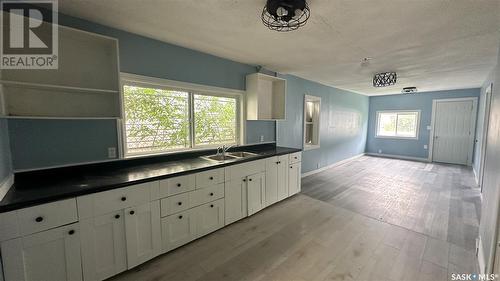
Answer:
[0,119,12,183]
[277,75,369,174]
[366,88,481,159]
[479,46,500,273]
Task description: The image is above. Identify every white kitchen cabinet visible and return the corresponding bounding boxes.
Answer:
[124,201,161,268]
[246,73,286,120]
[193,199,225,238]
[265,155,289,205]
[1,223,82,281]
[161,209,196,252]
[224,177,247,225]
[81,201,161,281]
[247,172,266,216]
[80,211,127,281]
[288,162,302,196]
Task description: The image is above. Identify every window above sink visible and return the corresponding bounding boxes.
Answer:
[121,73,245,157]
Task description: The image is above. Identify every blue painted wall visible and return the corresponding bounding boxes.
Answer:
[7,12,276,170]
[277,75,369,174]
[0,120,12,183]
[9,119,119,170]
[366,88,481,159]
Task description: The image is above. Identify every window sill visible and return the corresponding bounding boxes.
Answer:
[304,144,320,151]
[125,143,239,159]
[375,135,419,140]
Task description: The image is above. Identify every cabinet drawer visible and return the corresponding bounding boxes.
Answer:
[77,182,152,219]
[195,168,224,189]
[225,159,266,181]
[17,199,78,236]
[289,152,302,164]
[160,193,191,217]
[159,174,195,198]
[190,183,224,207]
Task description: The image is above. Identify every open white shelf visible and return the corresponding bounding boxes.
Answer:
[0,80,119,94]
[0,24,121,118]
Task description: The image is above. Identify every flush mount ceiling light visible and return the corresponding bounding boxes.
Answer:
[402,87,418,94]
[373,72,397,87]
[261,0,310,32]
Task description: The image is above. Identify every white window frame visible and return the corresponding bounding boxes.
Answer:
[119,73,245,157]
[303,94,321,150]
[375,110,421,140]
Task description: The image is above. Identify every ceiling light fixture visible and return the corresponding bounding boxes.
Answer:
[402,87,418,94]
[261,0,310,32]
[373,72,397,87]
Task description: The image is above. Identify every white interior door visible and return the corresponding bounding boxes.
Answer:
[432,99,477,165]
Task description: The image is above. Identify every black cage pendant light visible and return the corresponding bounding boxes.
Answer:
[261,0,311,32]
[373,72,397,87]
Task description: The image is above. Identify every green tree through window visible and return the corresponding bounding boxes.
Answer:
[123,84,239,155]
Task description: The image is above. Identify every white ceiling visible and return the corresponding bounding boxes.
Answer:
[59,0,500,96]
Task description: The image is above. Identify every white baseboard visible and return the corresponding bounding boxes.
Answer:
[0,174,14,201]
[301,153,365,178]
[365,152,430,163]
[478,236,486,274]
[473,167,480,186]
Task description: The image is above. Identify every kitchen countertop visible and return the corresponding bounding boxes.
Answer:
[0,144,301,213]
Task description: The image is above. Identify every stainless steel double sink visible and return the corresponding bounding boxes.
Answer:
[201,151,259,162]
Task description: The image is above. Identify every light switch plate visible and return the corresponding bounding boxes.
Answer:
[424,145,428,149]
[427,125,432,130]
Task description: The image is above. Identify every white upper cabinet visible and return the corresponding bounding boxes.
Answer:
[246,73,286,120]
[0,25,120,118]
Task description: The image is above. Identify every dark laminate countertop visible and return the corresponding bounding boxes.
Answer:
[0,144,301,213]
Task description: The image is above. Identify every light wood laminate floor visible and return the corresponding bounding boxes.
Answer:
[112,156,480,281]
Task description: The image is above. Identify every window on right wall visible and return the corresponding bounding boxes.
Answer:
[376,110,420,139]
[304,95,321,150]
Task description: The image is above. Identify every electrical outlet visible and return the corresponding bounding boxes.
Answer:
[378,149,382,154]
[260,135,264,142]
[108,147,117,158]
[424,145,428,149]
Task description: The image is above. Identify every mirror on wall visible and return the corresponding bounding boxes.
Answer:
[303,95,321,150]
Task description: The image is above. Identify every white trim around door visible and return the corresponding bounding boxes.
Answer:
[428,97,478,166]
[479,83,493,191]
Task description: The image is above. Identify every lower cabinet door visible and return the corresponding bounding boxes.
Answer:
[224,178,247,225]
[124,201,161,269]
[288,162,301,196]
[1,223,82,281]
[161,209,195,252]
[277,155,289,201]
[193,199,225,238]
[265,157,279,206]
[80,211,127,281]
[247,172,266,216]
